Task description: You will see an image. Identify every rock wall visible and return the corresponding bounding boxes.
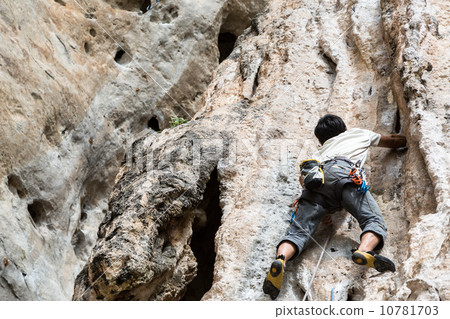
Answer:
[1,0,448,301]
[0,0,266,300]
[73,0,449,301]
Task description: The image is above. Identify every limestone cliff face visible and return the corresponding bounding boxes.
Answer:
[0,0,265,300]
[73,0,449,301]
[1,0,448,301]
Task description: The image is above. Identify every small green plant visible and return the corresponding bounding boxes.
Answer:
[169,116,187,128]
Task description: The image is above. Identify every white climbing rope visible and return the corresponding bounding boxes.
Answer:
[302,230,332,301]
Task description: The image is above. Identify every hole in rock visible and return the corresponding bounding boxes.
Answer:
[31,92,42,100]
[182,168,222,301]
[218,32,237,63]
[147,116,160,131]
[71,228,87,258]
[346,287,364,301]
[104,0,149,12]
[7,174,27,198]
[347,292,353,301]
[320,51,337,86]
[55,0,66,6]
[114,49,132,65]
[84,42,90,54]
[165,5,179,21]
[141,0,151,13]
[85,13,96,19]
[81,180,109,214]
[395,108,401,133]
[150,4,178,23]
[89,28,97,37]
[252,65,261,96]
[345,35,356,49]
[322,52,337,76]
[28,199,52,226]
[43,120,59,145]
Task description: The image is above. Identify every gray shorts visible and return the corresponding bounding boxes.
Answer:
[278,160,387,260]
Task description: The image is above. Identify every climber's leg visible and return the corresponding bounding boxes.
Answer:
[358,231,381,251]
[276,241,296,261]
[277,199,330,260]
[263,199,328,299]
[341,184,395,272]
[341,184,387,250]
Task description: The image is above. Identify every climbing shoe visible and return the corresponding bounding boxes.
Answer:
[263,255,285,300]
[352,249,396,272]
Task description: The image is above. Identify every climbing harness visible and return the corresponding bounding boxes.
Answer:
[302,230,332,301]
[347,160,369,195]
[322,157,370,202]
[290,198,299,223]
[293,157,371,221]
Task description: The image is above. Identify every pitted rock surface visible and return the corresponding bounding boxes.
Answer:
[1,0,448,300]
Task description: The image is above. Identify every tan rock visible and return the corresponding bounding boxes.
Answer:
[0,0,266,300]
[73,0,449,301]
[1,0,448,301]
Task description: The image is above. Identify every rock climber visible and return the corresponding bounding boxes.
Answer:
[263,114,407,300]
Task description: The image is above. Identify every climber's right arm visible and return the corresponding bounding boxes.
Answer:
[378,134,407,148]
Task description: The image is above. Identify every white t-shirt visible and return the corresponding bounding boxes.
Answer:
[311,128,381,167]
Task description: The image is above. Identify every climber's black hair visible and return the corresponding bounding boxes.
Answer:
[314,114,347,145]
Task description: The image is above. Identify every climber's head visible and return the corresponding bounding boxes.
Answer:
[314,114,347,145]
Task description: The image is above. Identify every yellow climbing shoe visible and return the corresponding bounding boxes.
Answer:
[263,255,285,300]
[352,250,396,272]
